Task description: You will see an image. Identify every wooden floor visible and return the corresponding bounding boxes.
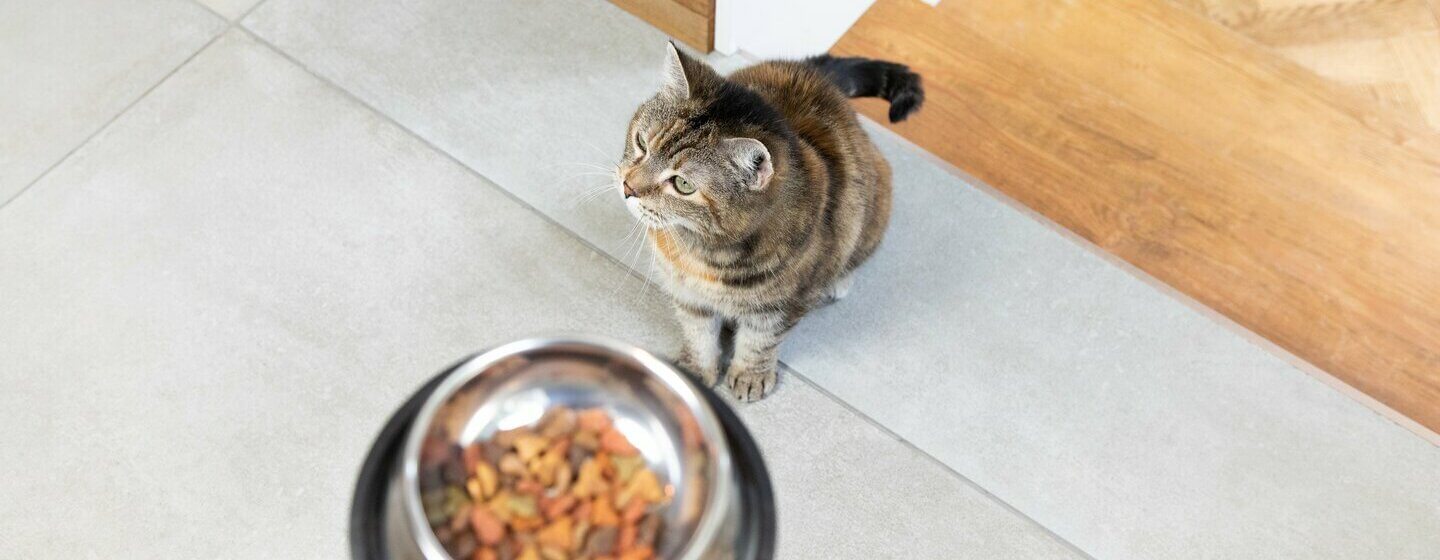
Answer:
[1174,0,1440,130]
[833,0,1440,434]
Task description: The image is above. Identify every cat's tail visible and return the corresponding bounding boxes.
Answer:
[805,54,925,123]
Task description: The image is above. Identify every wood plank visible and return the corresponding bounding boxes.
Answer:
[834,0,1440,433]
[609,0,713,51]
[1173,0,1440,129]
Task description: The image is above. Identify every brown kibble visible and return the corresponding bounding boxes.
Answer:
[583,526,618,556]
[590,497,620,527]
[577,409,612,433]
[499,453,527,477]
[636,514,660,547]
[514,435,551,462]
[537,406,577,439]
[476,462,500,499]
[493,427,534,449]
[536,517,574,551]
[428,408,672,558]
[599,428,638,456]
[471,505,506,546]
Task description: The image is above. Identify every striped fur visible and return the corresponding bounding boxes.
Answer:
[617,44,921,400]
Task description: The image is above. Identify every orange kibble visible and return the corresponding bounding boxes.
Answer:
[536,517,574,551]
[590,497,621,527]
[621,497,646,524]
[577,409,612,432]
[509,515,544,533]
[463,444,482,475]
[473,549,498,560]
[541,494,577,521]
[599,428,638,456]
[516,544,540,560]
[617,523,637,553]
[470,506,506,546]
[618,547,654,560]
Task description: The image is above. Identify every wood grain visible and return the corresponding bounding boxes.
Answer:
[609,0,714,51]
[834,0,1440,433]
[1172,0,1440,129]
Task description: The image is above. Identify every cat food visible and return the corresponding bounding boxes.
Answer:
[420,406,670,560]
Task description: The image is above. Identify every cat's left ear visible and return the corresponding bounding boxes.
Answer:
[722,138,774,191]
[661,42,690,100]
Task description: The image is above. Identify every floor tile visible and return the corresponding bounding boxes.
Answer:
[0,0,223,205]
[195,0,263,20]
[244,0,1440,558]
[0,30,1077,558]
[793,127,1440,559]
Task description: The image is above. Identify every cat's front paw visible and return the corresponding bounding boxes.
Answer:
[676,351,719,387]
[726,364,777,402]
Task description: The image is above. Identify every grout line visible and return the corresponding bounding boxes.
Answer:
[239,26,1100,557]
[0,14,232,212]
[858,116,1440,448]
[0,0,277,213]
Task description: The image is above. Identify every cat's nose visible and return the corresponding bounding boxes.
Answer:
[623,181,636,198]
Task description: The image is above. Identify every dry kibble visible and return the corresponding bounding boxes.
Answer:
[576,409,612,433]
[536,517,574,551]
[538,407,577,439]
[618,547,654,560]
[471,506,506,546]
[499,453,527,478]
[617,523,637,554]
[424,408,667,559]
[584,526,619,556]
[590,496,621,527]
[599,428,638,456]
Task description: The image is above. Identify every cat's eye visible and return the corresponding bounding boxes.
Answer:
[672,176,695,195]
[633,131,646,154]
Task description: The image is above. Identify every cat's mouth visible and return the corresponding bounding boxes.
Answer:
[626,199,666,228]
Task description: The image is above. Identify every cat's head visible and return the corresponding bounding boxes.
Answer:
[617,44,788,240]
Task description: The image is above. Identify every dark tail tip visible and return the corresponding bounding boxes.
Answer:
[884,67,924,123]
[806,55,925,123]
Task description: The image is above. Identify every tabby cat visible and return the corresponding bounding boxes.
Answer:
[617,44,923,400]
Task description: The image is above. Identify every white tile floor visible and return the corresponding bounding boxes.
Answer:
[1,1,1437,558]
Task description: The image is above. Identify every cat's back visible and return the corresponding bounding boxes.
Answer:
[727,61,870,157]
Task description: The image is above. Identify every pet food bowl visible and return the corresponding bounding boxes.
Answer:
[350,336,775,560]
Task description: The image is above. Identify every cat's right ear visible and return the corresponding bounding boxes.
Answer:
[661,42,690,100]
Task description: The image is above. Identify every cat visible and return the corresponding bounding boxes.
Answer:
[616,43,923,401]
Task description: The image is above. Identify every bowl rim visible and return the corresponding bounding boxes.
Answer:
[400,335,735,560]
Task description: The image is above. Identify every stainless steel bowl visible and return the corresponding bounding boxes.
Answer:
[351,336,774,560]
